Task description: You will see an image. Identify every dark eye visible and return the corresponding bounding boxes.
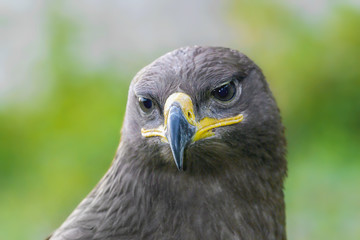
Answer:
[212,81,236,101]
[139,97,153,112]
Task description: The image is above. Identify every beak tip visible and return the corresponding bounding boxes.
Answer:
[175,162,184,171]
[173,153,184,171]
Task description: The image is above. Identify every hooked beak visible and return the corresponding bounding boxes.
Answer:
[141,92,244,171]
[165,105,196,170]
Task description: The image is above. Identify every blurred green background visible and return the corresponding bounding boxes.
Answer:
[1,0,359,239]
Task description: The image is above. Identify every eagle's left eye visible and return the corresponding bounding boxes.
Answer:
[139,97,153,112]
[212,81,236,101]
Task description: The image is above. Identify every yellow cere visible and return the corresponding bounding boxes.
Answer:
[141,92,244,142]
[163,92,196,126]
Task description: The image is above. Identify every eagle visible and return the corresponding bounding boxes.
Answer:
[48,46,287,240]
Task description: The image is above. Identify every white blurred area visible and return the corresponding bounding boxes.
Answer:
[0,0,236,106]
[0,0,357,106]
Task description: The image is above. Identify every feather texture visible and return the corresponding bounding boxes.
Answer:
[49,46,287,240]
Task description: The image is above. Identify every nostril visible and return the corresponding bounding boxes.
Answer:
[188,112,192,119]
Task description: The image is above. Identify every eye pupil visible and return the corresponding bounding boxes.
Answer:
[143,98,152,109]
[139,97,153,111]
[212,82,236,101]
[217,85,229,98]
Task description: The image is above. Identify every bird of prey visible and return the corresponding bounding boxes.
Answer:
[49,46,287,240]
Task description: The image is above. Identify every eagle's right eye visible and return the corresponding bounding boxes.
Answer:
[139,97,153,112]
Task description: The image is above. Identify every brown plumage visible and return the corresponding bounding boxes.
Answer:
[49,46,287,240]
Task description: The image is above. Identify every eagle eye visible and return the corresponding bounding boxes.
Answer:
[212,81,236,102]
[139,97,153,112]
